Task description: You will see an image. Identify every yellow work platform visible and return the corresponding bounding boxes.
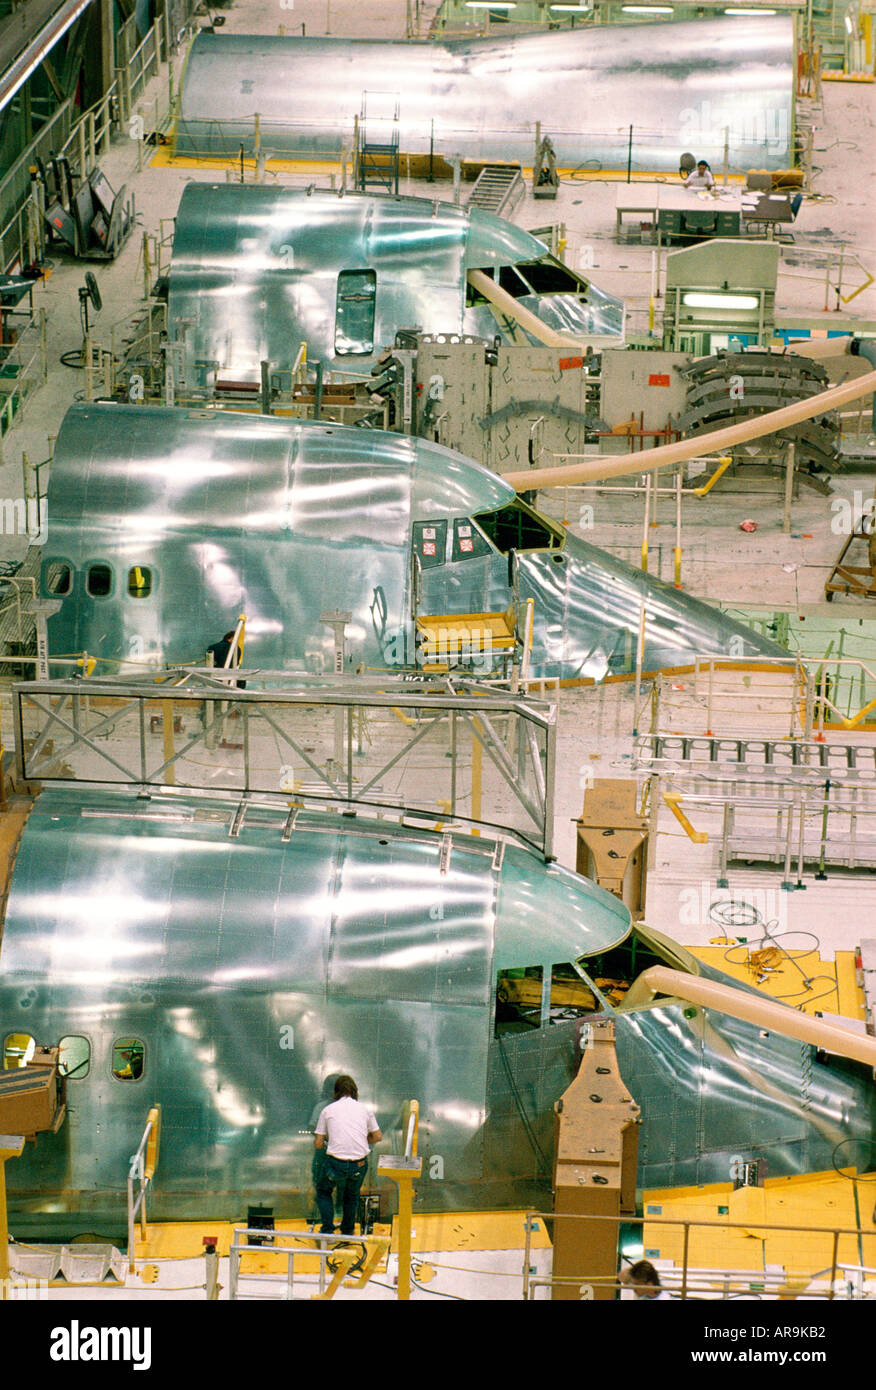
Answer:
[416,608,517,672]
[689,945,866,1020]
[642,1169,876,1288]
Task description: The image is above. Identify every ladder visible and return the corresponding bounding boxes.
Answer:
[637,732,876,784]
[466,164,524,218]
[356,92,400,195]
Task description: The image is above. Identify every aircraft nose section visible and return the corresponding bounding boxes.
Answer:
[520,536,786,681]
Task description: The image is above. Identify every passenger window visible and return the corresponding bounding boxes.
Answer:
[127,565,152,598]
[86,563,113,598]
[495,966,543,1037]
[112,1037,145,1081]
[58,1035,91,1079]
[335,269,377,355]
[451,519,491,562]
[3,1033,35,1068]
[42,560,73,597]
[548,963,600,1025]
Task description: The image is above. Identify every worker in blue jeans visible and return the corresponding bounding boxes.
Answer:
[314,1074,382,1236]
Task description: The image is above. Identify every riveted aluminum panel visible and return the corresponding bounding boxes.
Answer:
[166,185,624,380]
[0,784,635,1231]
[44,403,786,682]
[176,23,794,172]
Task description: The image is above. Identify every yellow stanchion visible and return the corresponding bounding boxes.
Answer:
[0,1135,24,1301]
[378,1100,422,1301]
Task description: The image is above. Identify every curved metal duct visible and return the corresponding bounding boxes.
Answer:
[175,20,795,172]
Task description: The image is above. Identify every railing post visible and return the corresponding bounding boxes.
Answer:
[127,1166,136,1273]
[680,1222,690,1300]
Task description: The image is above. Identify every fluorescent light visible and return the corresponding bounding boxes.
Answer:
[621,5,674,11]
[549,3,593,8]
[725,7,778,11]
[844,13,854,31]
[683,292,760,310]
[465,2,517,7]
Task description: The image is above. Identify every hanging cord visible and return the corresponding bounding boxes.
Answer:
[496,1031,551,1179]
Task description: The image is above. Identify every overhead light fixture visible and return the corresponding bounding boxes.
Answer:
[621,5,674,12]
[465,2,518,7]
[843,12,854,31]
[683,292,760,310]
[549,3,593,9]
[725,7,778,12]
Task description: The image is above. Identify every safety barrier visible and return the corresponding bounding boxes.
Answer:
[522,1208,876,1301]
[228,1226,390,1301]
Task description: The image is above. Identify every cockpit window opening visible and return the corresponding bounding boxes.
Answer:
[495,965,543,1036]
[515,257,587,298]
[85,563,113,599]
[451,518,492,563]
[577,925,699,1016]
[112,1037,145,1081]
[473,498,565,555]
[466,257,586,308]
[58,1034,91,1079]
[3,1033,35,1069]
[127,565,153,598]
[548,962,602,1024]
[42,560,73,598]
[335,268,377,355]
[412,519,448,569]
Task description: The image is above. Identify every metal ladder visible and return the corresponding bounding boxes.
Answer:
[467,164,524,217]
[637,732,876,783]
[356,92,400,195]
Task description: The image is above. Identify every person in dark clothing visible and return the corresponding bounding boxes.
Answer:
[206,630,246,688]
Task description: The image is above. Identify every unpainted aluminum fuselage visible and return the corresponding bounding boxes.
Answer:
[42,404,785,681]
[2,785,873,1236]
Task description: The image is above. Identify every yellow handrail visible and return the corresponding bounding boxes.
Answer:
[662,792,709,844]
[692,456,733,497]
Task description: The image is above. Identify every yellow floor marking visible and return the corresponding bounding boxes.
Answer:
[149,146,345,175]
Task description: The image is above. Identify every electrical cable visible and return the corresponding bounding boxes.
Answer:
[710,902,841,1009]
[831,1139,876,1183]
[496,1029,551,1178]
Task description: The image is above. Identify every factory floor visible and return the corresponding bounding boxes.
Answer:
[1,0,875,1312]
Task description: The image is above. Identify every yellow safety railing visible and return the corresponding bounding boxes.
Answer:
[662,792,709,844]
[692,456,733,497]
[377,1098,423,1301]
[127,1105,161,1272]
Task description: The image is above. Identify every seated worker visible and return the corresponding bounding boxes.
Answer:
[684,160,714,190]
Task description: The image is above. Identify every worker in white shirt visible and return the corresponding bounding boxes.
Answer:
[684,160,715,190]
[314,1074,382,1235]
